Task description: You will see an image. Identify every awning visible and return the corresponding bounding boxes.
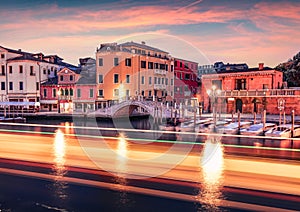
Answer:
[40,100,58,104]
[0,101,39,106]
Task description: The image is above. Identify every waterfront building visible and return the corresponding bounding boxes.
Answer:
[95,41,174,108]
[198,64,215,79]
[201,63,292,114]
[213,61,248,72]
[173,58,198,104]
[73,58,97,113]
[40,67,81,112]
[0,45,76,112]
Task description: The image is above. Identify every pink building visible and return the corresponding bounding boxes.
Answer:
[40,67,81,112]
[174,58,198,104]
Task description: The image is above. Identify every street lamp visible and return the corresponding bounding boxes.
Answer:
[57,89,61,113]
[207,85,221,132]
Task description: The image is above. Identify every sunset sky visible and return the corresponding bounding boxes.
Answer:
[1,0,299,67]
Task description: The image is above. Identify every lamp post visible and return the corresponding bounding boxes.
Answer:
[57,89,61,113]
[207,85,221,132]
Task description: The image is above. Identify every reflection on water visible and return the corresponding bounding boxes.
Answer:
[197,136,224,211]
[114,133,133,208]
[52,129,68,200]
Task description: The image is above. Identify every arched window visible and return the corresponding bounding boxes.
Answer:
[61,89,64,96]
[70,88,73,96]
[65,88,69,96]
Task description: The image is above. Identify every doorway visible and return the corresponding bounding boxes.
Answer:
[236,99,243,113]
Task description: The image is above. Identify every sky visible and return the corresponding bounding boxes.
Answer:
[0,0,300,67]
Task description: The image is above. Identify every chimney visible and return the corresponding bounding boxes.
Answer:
[259,63,264,70]
[18,49,22,52]
[141,41,146,45]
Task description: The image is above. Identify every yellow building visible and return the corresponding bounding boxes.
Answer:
[95,41,174,108]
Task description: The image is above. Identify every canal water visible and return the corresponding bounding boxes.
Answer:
[0,117,299,211]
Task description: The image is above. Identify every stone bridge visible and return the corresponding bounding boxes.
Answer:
[94,100,169,118]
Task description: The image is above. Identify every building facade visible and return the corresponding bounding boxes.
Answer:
[40,67,81,112]
[0,46,76,112]
[73,58,97,113]
[202,63,286,114]
[174,58,198,104]
[95,41,174,108]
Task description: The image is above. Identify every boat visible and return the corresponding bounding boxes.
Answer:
[265,124,300,138]
[176,118,212,132]
[0,116,26,123]
[218,121,252,134]
[198,120,229,133]
[240,123,276,136]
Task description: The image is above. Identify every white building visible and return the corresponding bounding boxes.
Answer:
[0,46,76,111]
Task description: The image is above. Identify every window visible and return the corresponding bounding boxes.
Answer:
[98,58,103,66]
[77,89,81,98]
[114,74,119,83]
[184,63,188,69]
[154,63,159,69]
[70,88,73,96]
[1,65,4,75]
[9,82,13,90]
[165,78,168,85]
[149,77,152,85]
[43,89,47,97]
[65,88,69,96]
[19,65,23,73]
[158,78,161,84]
[60,75,63,81]
[53,89,57,97]
[113,89,119,96]
[171,79,173,85]
[235,79,246,90]
[0,54,4,59]
[165,64,168,71]
[98,89,104,97]
[141,76,145,84]
[9,66,12,74]
[114,57,119,66]
[171,65,174,72]
[89,89,94,98]
[126,75,130,83]
[125,58,131,66]
[184,73,190,80]
[162,78,165,85]
[98,74,103,83]
[70,75,74,81]
[126,90,130,97]
[263,84,269,89]
[43,69,46,74]
[19,81,23,90]
[1,82,5,90]
[47,69,50,75]
[36,82,39,90]
[141,61,146,68]
[30,66,34,75]
[180,73,183,79]
[148,91,152,96]
[148,62,153,69]
[154,77,157,84]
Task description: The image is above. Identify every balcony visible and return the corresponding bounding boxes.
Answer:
[219,89,300,97]
[154,69,167,75]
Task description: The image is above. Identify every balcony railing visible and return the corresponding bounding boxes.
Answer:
[220,89,300,97]
[154,69,167,75]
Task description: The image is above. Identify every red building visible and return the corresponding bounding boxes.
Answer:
[201,63,292,115]
[174,58,198,104]
[40,67,81,112]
